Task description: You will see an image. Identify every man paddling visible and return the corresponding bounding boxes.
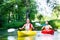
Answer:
[42,21,52,30]
[41,21,54,35]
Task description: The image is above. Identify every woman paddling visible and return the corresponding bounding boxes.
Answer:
[19,19,34,31]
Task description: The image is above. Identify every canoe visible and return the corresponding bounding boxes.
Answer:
[17,31,36,37]
[41,29,54,35]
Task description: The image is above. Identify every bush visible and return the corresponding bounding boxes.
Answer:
[3,21,25,29]
[48,19,60,29]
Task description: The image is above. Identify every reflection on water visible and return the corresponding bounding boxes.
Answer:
[0,31,60,40]
[35,35,54,40]
[8,36,17,40]
[18,36,34,40]
[25,37,33,40]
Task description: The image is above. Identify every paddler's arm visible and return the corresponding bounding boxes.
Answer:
[49,25,52,28]
[31,24,34,29]
[19,24,26,30]
[42,26,45,30]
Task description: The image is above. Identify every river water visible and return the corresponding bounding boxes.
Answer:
[0,29,60,40]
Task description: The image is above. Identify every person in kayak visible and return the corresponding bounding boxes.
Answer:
[42,21,52,30]
[19,19,34,31]
[41,21,54,35]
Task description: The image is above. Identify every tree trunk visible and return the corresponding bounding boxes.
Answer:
[26,0,30,19]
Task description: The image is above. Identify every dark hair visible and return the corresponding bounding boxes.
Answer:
[45,21,50,24]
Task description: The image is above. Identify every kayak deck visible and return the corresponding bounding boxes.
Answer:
[17,31,36,36]
[41,29,54,35]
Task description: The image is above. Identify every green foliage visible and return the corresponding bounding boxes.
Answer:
[37,14,43,21]
[49,20,60,29]
[0,0,37,29]
[3,21,25,29]
[52,5,60,19]
[0,0,3,4]
[30,13,35,20]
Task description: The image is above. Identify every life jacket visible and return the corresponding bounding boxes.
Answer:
[42,26,52,30]
[29,24,33,30]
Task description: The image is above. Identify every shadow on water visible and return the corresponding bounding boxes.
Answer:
[0,29,60,40]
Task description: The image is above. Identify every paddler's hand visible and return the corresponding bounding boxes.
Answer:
[18,28,23,31]
[19,28,23,30]
[32,28,35,30]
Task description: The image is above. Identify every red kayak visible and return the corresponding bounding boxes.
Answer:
[41,29,54,35]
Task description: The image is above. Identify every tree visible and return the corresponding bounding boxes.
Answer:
[0,0,37,28]
[37,14,43,21]
[52,5,60,19]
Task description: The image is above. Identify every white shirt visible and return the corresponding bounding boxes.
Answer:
[25,24,30,30]
[45,25,52,30]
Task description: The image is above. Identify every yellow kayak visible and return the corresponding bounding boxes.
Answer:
[17,31,36,37]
